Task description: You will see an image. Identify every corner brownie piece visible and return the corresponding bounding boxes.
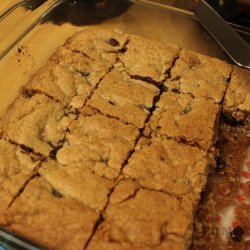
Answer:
[167,49,232,103]
[64,28,128,66]
[0,177,99,250]
[0,94,75,157]
[24,48,110,109]
[87,70,159,128]
[87,180,193,250]
[223,67,250,121]
[0,140,40,213]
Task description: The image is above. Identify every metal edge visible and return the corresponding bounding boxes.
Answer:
[0,1,26,22]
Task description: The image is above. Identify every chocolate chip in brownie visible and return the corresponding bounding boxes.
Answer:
[230,226,244,242]
[171,76,181,81]
[108,38,120,47]
[77,70,90,77]
[215,156,226,170]
[180,106,192,115]
[52,187,63,198]
[172,88,180,94]
[108,100,116,106]
[162,85,168,92]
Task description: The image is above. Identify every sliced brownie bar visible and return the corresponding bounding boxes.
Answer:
[0,94,76,157]
[56,109,139,179]
[119,34,179,83]
[87,180,192,250]
[0,139,40,213]
[223,67,250,121]
[87,70,159,128]
[0,177,99,250]
[39,160,114,212]
[23,48,110,109]
[64,28,128,66]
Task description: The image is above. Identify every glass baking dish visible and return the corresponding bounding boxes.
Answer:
[0,0,249,248]
[0,0,250,118]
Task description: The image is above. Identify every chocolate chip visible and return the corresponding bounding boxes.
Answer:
[108,38,120,47]
[180,106,192,115]
[77,70,90,77]
[215,156,225,170]
[172,88,180,94]
[160,156,165,161]
[108,100,116,106]
[162,85,168,92]
[230,226,244,242]
[18,47,22,53]
[171,76,181,81]
[52,188,63,198]
[119,47,127,53]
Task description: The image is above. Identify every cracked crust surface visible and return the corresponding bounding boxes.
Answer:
[39,160,114,212]
[223,67,250,121]
[123,137,209,200]
[64,28,128,66]
[0,140,40,213]
[0,27,247,250]
[166,49,232,103]
[0,94,76,157]
[87,180,193,250]
[56,109,139,179]
[88,70,159,128]
[0,177,99,250]
[24,47,110,109]
[145,92,220,151]
[119,35,179,82]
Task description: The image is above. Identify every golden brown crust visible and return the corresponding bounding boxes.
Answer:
[0,94,75,157]
[0,27,248,250]
[119,34,180,82]
[145,92,220,151]
[1,177,99,250]
[223,67,250,121]
[0,140,40,213]
[88,70,159,128]
[88,180,193,250]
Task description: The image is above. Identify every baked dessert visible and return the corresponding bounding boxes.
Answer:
[0,27,249,250]
[193,67,250,250]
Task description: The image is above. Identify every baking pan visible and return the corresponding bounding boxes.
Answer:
[0,0,249,248]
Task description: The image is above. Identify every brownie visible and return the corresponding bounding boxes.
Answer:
[87,180,193,250]
[24,47,110,109]
[145,92,220,151]
[87,70,159,128]
[119,34,179,83]
[223,67,250,121]
[0,27,248,250]
[123,137,209,200]
[0,94,75,157]
[0,139,40,213]
[0,177,99,250]
[64,28,128,66]
[56,109,139,179]
[39,160,114,212]
[167,49,232,103]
